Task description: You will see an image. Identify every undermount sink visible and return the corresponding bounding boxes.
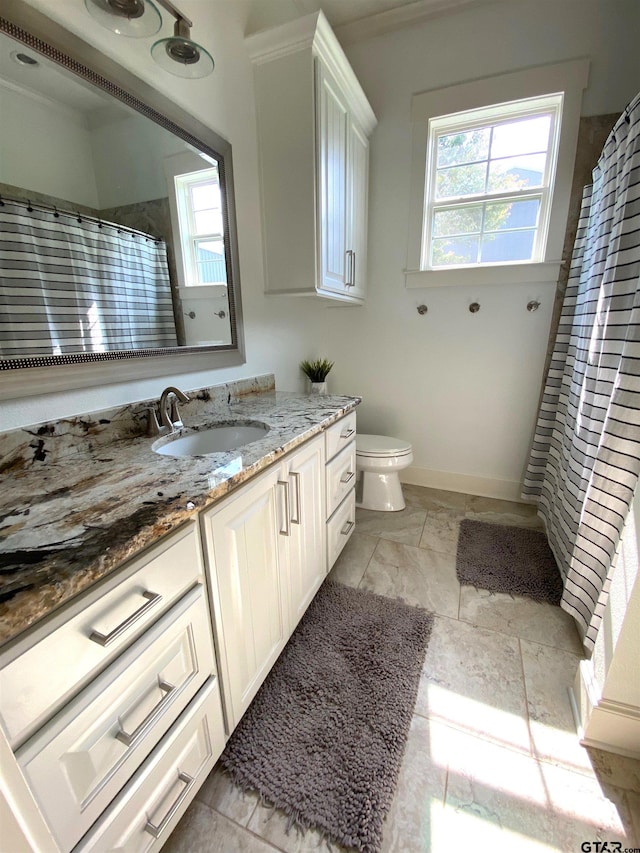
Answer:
[153,422,270,457]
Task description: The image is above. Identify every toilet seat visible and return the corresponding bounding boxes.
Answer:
[356,434,412,458]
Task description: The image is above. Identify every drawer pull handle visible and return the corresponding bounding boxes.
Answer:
[340,520,355,536]
[116,678,176,747]
[340,471,355,485]
[144,771,195,839]
[278,480,291,536]
[89,590,162,647]
[290,471,302,525]
[340,428,355,439]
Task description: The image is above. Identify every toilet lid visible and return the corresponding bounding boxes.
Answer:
[356,434,412,457]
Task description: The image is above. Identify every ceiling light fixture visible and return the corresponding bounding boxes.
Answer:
[84,0,162,38]
[151,1,214,79]
[84,0,214,78]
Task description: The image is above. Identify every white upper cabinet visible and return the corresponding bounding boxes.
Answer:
[247,11,377,304]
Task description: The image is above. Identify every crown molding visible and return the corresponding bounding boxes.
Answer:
[334,0,494,45]
[245,10,376,135]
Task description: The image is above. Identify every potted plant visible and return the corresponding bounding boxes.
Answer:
[300,358,334,396]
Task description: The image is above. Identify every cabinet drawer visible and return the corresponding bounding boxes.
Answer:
[75,679,225,853]
[0,522,203,749]
[17,586,215,852]
[325,412,356,462]
[327,490,356,570]
[325,440,356,518]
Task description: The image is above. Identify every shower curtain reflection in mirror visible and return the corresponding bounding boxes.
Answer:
[0,199,177,358]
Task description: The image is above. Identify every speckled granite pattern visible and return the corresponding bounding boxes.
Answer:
[0,374,360,647]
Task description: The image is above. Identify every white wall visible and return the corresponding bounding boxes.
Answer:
[3,0,640,501]
[90,110,189,208]
[321,0,640,499]
[0,82,99,207]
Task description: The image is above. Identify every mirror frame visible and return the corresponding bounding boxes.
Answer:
[0,1,245,400]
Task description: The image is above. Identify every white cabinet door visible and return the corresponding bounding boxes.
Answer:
[283,436,326,630]
[316,60,349,296]
[202,466,288,731]
[348,118,370,301]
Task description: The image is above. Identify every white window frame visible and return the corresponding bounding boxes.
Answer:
[405,59,589,288]
[163,151,229,297]
[174,170,226,287]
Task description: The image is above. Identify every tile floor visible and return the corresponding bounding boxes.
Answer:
[165,485,640,853]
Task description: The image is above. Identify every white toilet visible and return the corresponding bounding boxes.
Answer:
[355,434,413,511]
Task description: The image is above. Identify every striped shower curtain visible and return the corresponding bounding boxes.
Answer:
[523,93,640,652]
[0,201,177,358]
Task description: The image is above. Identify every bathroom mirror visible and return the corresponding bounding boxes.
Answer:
[0,3,245,398]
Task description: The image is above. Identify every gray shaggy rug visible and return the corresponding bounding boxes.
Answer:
[220,580,433,853]
[456,519,563,604]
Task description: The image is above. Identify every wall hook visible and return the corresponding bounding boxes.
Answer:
[527,300,541,312]
[184,310,196,319]
[214,310,227,319]
[416,304,428,315]
[469,302,480,313]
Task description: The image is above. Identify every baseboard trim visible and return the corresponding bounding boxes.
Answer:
[400,465,525,503]
[575,660,640,759]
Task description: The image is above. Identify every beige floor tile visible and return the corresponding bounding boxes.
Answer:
[459,585,583,653]
[539,759,631,849]
[435,723,629,852]
[164,800,278,853]
[380,715,448,853]
[587,747,640,794]
[465,495,543,528]
[196,763,259,826]
[359,539,460,617]
[355,506,426,546]
[520,640,591,774]
[328,532,378,587]
[419,513,461,555]
[436,725,561,853]
[402,484,468,516]
[416,615,532,753]
[248,804,349,852]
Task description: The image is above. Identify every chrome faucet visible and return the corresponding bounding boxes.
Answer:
[148,386,190,436]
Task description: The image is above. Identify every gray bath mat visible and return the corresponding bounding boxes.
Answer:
[456,518,563,604]
[220,580,433,853]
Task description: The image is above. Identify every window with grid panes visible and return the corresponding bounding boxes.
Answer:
[174,168,227,286]
[422,94,563,269]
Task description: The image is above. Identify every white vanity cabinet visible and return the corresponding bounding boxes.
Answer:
[247,11,376,304]
[201,434,326,732]
[325,412,357,569]
[0,521,225,852]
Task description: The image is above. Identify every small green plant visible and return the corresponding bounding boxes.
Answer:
[300,358,334,382]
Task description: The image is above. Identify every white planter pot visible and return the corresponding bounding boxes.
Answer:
[309,381,328,396]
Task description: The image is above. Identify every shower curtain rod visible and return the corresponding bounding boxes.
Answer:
[0,194,163,242]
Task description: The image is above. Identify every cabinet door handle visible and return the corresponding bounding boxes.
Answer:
[116,678,175,747]
[278,480,291,536]
[345,249,354,287]
[340,520,355,536]
[340,470,355,485]
[144,771,195,838]
[352,250,356,288]
[89,590,162,647]
[340,427,355,439]
[290,471,302,525]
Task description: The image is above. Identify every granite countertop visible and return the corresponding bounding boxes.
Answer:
[0,377,360,648]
